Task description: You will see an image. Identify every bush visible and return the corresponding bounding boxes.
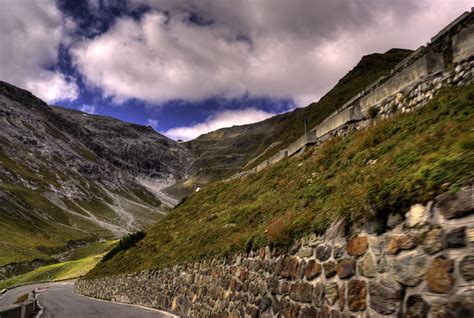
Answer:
[368,106,379,119]
[102,231,146,262]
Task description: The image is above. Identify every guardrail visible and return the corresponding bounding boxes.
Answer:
[0,298,38,318]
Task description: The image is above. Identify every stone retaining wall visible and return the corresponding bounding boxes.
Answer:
[75,185,474,317]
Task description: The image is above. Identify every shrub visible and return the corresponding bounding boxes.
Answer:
[368,106,379,119]
[102,231,146,262]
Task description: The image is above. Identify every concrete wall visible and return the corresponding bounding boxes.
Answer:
[268,150,288,166]
[0,300,37,318]
[256,160,269,172]
[75,186,474,317]
[226,10,473,179]
[453,24,474,63]
[360,52,444,116]
[287,132,317,157]
[314,106,363,139]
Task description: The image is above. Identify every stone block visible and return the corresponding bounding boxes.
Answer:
[323,261,336,278]
[423,228,443,254]
[297,306,318,318]
[358,253,376,278]
[313,283,324,307]
[435,185,473,219]
[406,203,431,227]
[303,259,321,280]
[393,254,427,286]
[445,227,466,248]
[315,244,332,261]
[347,279,367,312]
[369,278,402,315]
[297,246,313,258]
[325,282,339,305]
[290,282,313,303]
[336,258,356,279]
[386,233,417,254]
[426,257,455,293]
[459,255,474,282]
[405,295,430,318]
[346,236,368,256]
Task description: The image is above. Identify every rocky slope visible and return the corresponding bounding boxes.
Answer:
[184,49,412,187]
[0,81,189,269]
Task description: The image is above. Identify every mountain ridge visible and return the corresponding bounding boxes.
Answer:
[0,81,188,270]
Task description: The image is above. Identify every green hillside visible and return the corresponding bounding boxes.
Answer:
[87,84,474,278]
[185,49,412,184]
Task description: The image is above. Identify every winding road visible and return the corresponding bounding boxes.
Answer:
[0,281,173,318]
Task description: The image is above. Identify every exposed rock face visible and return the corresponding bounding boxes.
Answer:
[0,80,189,267]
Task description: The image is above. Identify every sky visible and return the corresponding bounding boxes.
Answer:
[0,0,471,141]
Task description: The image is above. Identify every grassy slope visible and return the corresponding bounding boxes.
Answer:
[0,241,116,289]
[186,49,412,182]
[87,84,474,278]
[0,138,161,266]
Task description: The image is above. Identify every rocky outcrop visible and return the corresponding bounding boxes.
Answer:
[0,80,189,266]
[75,185,474,317]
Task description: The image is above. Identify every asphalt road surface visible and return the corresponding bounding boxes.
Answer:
[0,281,173,318]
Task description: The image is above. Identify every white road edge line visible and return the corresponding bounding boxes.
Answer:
[71,289,178,317]
[35,289,44,318]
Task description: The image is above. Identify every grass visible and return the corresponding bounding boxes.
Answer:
[67,240,118,261]
[0,240,117,289]
[186,49,413,183]
[87,84,474,278]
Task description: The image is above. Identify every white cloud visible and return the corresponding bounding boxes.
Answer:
[163,108,275,141]
[71,0,471,107]
[147,119,159,129]
[0,1,78,103]
[79,104,96,114]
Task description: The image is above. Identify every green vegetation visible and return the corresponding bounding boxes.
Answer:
[102,231,145,262]
[248,49,413,169]
[88,84,474,278]
[0,241,116,289]
[67,240,118,261]
[187,49,412,183]
[0,182,114,266]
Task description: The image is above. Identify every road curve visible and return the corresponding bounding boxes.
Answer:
[1,281,174,318]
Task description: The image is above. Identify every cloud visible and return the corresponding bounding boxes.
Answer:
[0,1,78,103]
[147,119,159,129]
[79,104,96,114]
[71,0,470,106]
[162,108,275,140]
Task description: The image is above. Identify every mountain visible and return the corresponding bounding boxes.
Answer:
[183,49,412,187]
[0,48,411,270]
[86,83,474,277]
[0,81,188,269]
